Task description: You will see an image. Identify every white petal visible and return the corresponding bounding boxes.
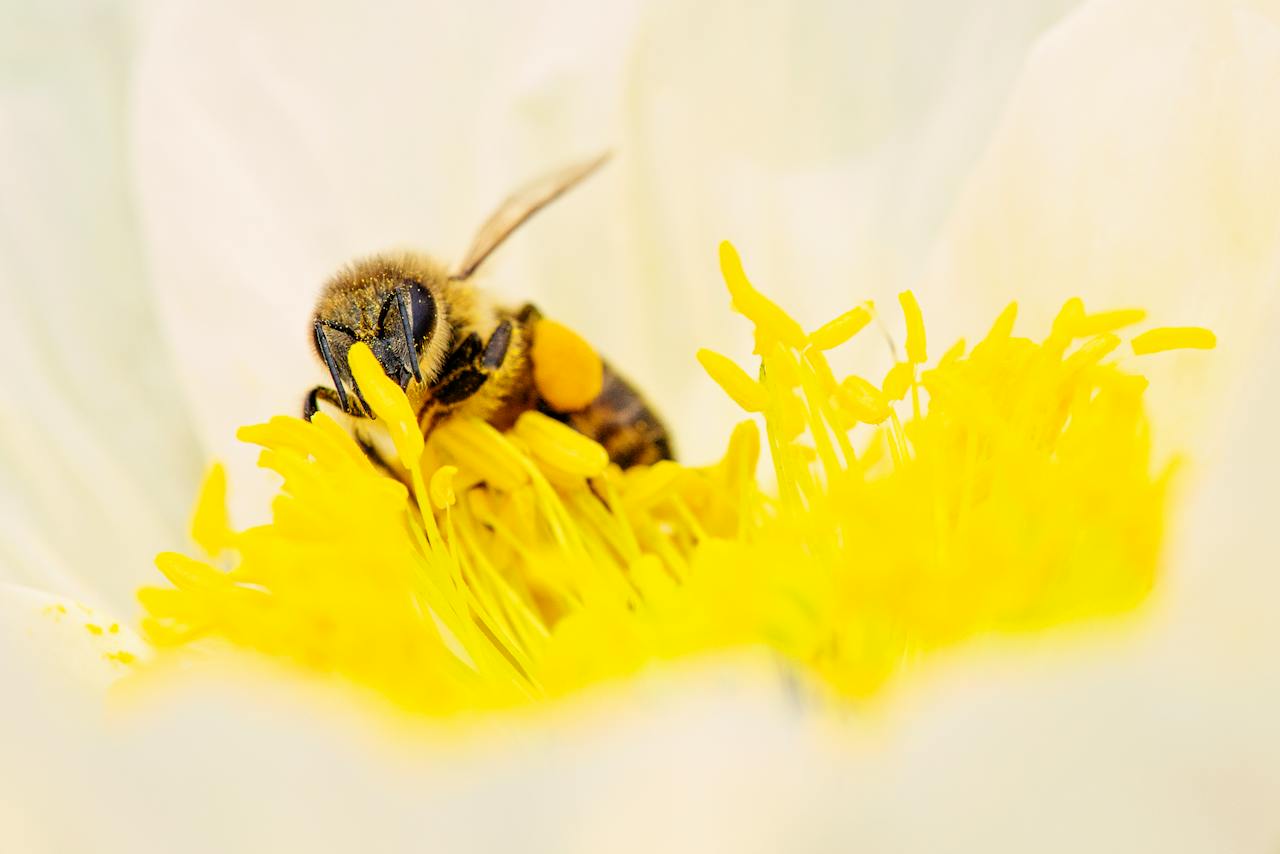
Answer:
[13,1,1260,848]
[0,582,143,694]
[925,0,1280,447]
[0,2,203,608]
[613,0,1086,460]
[0,652,853,853]
[132,0,1081,493]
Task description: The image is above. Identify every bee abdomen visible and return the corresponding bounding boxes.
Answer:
[544,364,673,469]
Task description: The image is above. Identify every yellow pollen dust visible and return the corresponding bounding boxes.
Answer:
[138,240,1214,716]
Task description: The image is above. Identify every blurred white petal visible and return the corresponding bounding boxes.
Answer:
[2,0,1276,851]
[132,0,1080,509]
[1,649,852,854]
[926,0,1280,446]
[131,0,645,519]
[0,2,202,607]
[0,581,143,694]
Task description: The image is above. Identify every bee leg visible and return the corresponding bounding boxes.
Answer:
[515,302,542,324]
[313,322,351,412]
[481,319,513,369]
[428,321,514,406]
[304,385,345,420]
[353,434,409,486]
[420,333,485,411]
[433,369,490,405]
[437,332,483,376]
[308,385,409,483]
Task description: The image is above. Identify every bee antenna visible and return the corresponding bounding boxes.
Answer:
[313,321,351,412]
[394,285,424,383]
[349,380,373,418]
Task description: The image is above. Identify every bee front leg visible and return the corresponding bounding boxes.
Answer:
[428,320,514,406]
[481,319,513,369]
[310,386,408,483]
[304,385,345,420]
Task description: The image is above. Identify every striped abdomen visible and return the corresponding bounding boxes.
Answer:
[542,363,674,469]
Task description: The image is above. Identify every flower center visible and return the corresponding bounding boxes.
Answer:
[138,241,1214,715]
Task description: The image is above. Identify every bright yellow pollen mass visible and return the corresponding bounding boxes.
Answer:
[138,241,1212,716]
[531,318,605,411]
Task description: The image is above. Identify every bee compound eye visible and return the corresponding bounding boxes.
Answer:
[404,280,437,348]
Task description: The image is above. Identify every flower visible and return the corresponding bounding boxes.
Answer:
[3,0,1280,851]
[137,235,1213,716]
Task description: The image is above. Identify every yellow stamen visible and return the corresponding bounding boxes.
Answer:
[1051,297,1086,340]
[1131,326,1218,354]
[191,462,234,557]
[622,460,684,511]
[433,418,530,492]
[987,301,1019,342]
[1072,308,1148,337]
[697,348,769,412]
[718,241,807,351]
[429,465,458,510]
[513,411,609,478]
[809,303,873,351]
[138,242,1212,716]
[938,338,966,366]
[1064,333,1121,373]
[836,376,891,425]
[349,342,423,466]
[882,362,914,402]
[898,290,927,364]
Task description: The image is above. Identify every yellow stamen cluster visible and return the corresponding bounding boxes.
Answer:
[139,242,1213,714]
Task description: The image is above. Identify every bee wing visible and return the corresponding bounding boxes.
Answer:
[451,151,611,281]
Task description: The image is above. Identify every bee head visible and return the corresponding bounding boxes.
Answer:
[312,278,439,417]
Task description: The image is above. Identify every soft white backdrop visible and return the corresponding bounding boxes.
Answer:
[2,0,1279,851]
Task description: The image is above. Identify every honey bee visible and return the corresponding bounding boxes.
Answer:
[305,154,673,470]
